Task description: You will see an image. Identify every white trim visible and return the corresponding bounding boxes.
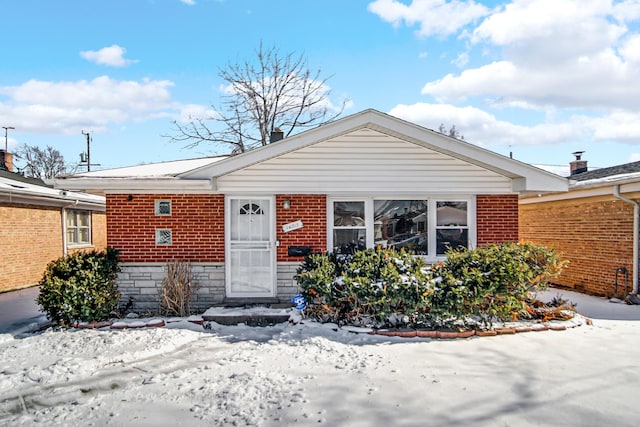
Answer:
[520,181,640,204]
[326,195,476,262]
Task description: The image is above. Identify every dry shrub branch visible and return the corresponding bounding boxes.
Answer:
[160,261,197,317]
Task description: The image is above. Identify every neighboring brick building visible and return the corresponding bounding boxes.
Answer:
[520,157,640,298]
[0,157,106,293]
[55,109,567,311]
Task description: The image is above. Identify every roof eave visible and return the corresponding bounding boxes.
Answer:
[53,177,214,192]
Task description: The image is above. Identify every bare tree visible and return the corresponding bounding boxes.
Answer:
[15,144,68,179]
[438,123,464,140]
[168,42,348,153]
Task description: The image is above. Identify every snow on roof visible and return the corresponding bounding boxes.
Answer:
[71,156,228,179]
[0,173,104,205]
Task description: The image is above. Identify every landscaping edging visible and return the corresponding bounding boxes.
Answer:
[368,315,591,339]
[69,312,592,340]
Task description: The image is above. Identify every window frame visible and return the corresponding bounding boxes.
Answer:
[327,196,476,261]
[66,210,92,247]
[154,199,172,216]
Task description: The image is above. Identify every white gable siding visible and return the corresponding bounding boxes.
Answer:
[215,129,512,195]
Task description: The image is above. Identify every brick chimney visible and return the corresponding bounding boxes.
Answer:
[0,150,13,172]
[570,151,587,176]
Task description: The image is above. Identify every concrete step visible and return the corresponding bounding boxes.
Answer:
[202,306,292,326]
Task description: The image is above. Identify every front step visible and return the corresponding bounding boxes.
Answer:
[202,306,292,326]
[221,297,281,307]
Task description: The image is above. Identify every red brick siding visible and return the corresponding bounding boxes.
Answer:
[519,195,635,296]
[276,195,327,261]
[477,194,519,245]
[107,194,225,263]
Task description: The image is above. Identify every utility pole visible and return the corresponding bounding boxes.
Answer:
[2,126,15,152]
[81,130,91,172]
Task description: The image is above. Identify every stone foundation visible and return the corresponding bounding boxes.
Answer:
[117,261,302,313]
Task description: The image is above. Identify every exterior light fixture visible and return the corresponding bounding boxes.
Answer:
[283,199,291,210]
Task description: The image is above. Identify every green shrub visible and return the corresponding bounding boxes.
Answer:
[295,243,566,329]
[296,247,434,328]
[37,247,121,326]
[434,242,566,327]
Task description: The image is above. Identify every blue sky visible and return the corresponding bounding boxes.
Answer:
[2,0,640,175]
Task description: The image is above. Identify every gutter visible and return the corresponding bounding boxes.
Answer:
[613,185,640,300]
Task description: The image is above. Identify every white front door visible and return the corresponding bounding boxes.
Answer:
[226,197,276,298]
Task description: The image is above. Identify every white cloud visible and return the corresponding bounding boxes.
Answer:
[367,0,490,37]
[80,45,138,67]
[178,104,218,122]
[415,0,640,111]
[181,0,196,5]
[629,152,640,162]
[0,76,181,135]
[452,52,469,67]
[390,102,640,149]
[372,0,640,153]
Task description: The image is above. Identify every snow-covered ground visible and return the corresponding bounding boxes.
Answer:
[1,288,639,426]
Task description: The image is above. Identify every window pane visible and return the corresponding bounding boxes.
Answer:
[437,229,469,255]
[437,201,467,226]
[67,229,76,244]
[78,213,90,227]
[79,228,90,244]
[374,200,428,255]
[67,213,77,227]
[334,201,365,227]
[333,229,366,254]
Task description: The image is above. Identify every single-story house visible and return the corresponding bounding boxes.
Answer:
[0,150,107,293]
[54,109,568,311]
[520,154,640,299]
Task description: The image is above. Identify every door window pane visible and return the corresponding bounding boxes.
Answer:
[374,200,428,255]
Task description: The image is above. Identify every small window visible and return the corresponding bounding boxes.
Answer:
[436,201,468,255]
[332,201,366,254]
[155,200,172,216]
[240,203,264,215]
[66,210,91,246]
[155,229,173,246]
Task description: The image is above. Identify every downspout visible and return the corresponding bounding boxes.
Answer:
[613,185,640,300]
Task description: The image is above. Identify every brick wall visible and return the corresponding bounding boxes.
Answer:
[519,195,635,296]
[107,194,225,263]
[477,194,519,245]
[0,204,62,292]
[275,194,327,261]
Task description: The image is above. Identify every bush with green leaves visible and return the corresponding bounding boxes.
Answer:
[296,247,435,328]
[296,243,566,329]
[37,247,121,326]
[432,242,567,327]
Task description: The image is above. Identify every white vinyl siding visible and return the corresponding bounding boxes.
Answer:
[215,129,512,194]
